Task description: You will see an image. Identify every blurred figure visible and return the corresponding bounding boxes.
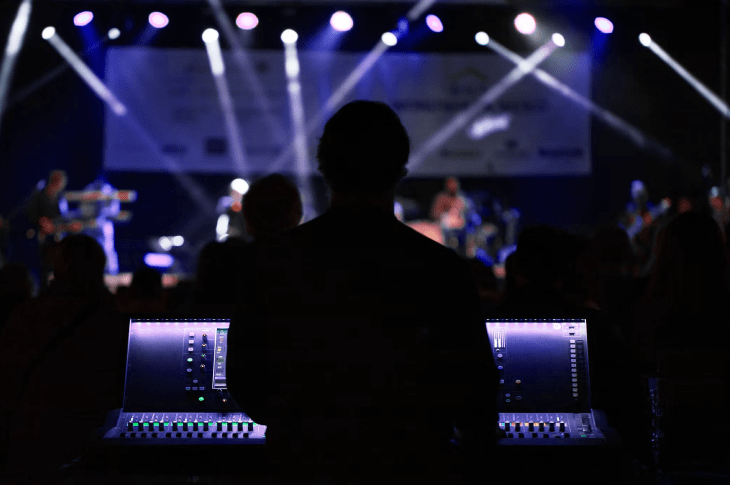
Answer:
[1,235,122,482]
[430,176,472,256]
[241,173,302,241]
[25,170,70,286]
[78,177,121,275]
[630,211,729,473]
[193,174,302,316]
[117,264,167,314]
[227,101,498,483]
[216,178,250,242]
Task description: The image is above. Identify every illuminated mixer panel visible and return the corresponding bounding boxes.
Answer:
[103,318,265,445]
[486,319,605,445]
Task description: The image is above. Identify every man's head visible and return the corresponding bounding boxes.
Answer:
[242,173,302,239]
[445,176,459,196]
[47,170,67,197]
[317,101,409,194]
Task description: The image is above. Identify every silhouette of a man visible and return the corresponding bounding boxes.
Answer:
[227,101,498,482]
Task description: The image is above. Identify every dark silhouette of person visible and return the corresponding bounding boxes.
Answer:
[0,234,122,482]
[227,101,498,483]
[191,174,302,316]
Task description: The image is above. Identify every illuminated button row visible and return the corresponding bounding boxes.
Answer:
[126,422,254,432]
[501,422,565,433]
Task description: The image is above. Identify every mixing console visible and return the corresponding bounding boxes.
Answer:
[486,319,609,446]
[102,318,266,445]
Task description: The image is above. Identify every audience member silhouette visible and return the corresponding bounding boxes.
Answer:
[192,174,302,316]
[0,262,34,331]
[117,264,166,314]
[630,211,729,470]
[0,235,122,482]
[227,100,498,483]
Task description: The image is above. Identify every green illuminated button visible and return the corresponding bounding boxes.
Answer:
[199,397,204,401]
[187,358,193,362]
[164,422,170,426]
[581,435,587,438]
[133,423,139,427]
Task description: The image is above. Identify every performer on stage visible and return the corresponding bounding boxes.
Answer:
[78,177,121,275]
[25,170,70,285]
[430,176,474,256]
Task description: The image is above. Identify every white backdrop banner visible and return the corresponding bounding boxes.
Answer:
[104,47,591,176]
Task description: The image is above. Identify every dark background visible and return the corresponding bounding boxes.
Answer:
[0,0,727,276]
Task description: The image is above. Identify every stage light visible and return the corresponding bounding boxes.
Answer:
[144,253,174,269]
[330,11,353,32]
[514,13,536,35]
[236,12,259,30]
[381,32,398,46]
[172,236,184,247]
[639,33,651,46]
[149,12,169,29]
[475,31,489,46]
[281,29,298,44]
[158,236,173,251]
[74,11,93,27]
[108,28,121,40]
[594,17,613,34]
[202,28,219,43]
[552,33,565,47]
[231,178,249,194]
[42,26,56,40]
[426,14,443,33]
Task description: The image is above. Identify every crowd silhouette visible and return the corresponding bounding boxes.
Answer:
[0,100,728,484]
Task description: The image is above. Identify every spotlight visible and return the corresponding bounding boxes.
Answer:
[231,178,249,195]
[281,29,298,44]
[514,13,536,35]
[108,28,121,40]
[381,32,397,47]
[73,11,93,27]
[148,12,169,29]
[426,14,443,33]
[236,12,258,30]
[639,33,651,47]
[41,26,55,40]
[330,11,353,32]
[202,28,219,43]
[158,236,173,251]
[552,33,565,47]
[594,17,614,34]
[475,31,489,46]
[171,236,184,247]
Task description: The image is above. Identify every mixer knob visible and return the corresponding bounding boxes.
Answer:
[127,423,134,431]
[204,422,210,431]
[248,422,254,432]
[559,422,566,432]
[549,422,555,432]
[227,422,233,431]
[193,422,200,431]
[514,423,521,432]
[217,422,223,431]
[503,422,510,432]
[538,422,545,432]
[200,364,206,371]
[518,433,524,438]
[528,423,534,432]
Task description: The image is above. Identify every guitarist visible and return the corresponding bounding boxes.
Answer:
[25,170,72,286]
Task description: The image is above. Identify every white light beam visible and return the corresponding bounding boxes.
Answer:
[43,28,127,116]
[644,37,730,119]
[483,36,674,159]
[206,0,288,145]
[204,29,248,175]
[0,0,33,131]
[409,39,559,170]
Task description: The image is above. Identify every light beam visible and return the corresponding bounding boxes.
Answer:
[203,28,248,175]
[642,35,730,118]
[409,39,559,170]
[480,35,675,160]
[43,28,127,116]
[0,0,32,132]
